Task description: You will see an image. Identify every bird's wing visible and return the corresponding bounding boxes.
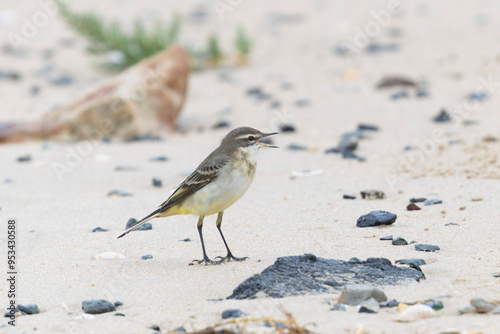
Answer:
[157,153,231,212]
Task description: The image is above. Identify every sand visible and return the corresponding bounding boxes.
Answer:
[0,0,499,333]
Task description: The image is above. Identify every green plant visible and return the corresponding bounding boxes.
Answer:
[207,34,222,66]
[56,1,180,71]
[235,27,252,59]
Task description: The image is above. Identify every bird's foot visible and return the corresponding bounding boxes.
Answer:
[190,256,223,265]
[215,252,248,262]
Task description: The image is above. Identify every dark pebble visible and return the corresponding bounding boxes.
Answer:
[82,300,116,314]
[212,121,230,129]
[360,190,385,200]
[107,189,133,197]
[126,218,152,231]
[269,100,281,109]
[416,87,429,98]
[92,227,109,232]
[221,308,246,319]
[366,257,392,266]
[17,155,32,162]
[115,165,137,171]
[149,156,169,162]
[390,90,409,100]
[287,143,309,151]
[114,313,125,316]
[357,124,379,131]
[50,74,74,86]
[359,306,376,313]
[414,244,440,252]
[4,308,23,317]
[114,301,124,307]
[366,42,399,54]
[376,76,416,89]
[356,211,397,228]
[0,69,21,81]
[392,237,408,246]
[179,238,191,242]
[173,326,186,333]
[17,304,39,315]
[379,299,399,308]
[141,254,153,260]
[152,178,162,187]
[425,300,444,311]
[343,194,356,200]
[279,124,295,133]
[445,222,459,226]
[395,258,426,266]
[407,203,421,211]
[433,109,451,123]
[349,257,363,264]
[380,235,393,241]
[148,325,160,331]
[330,303,346,311]
[124,133,162,142]
[468,91,488,101]
[295,99,310,107]
[404,145,417,151]
[493,273,500,278]
[410,197,426,203]
[424,199,442,206]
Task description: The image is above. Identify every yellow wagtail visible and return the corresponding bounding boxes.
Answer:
[117,127,278,264]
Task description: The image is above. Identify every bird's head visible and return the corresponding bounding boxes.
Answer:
[222,127,278,155]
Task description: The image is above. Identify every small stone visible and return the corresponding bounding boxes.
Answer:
[379,299,399,308]
[424,199,442,206]
[356,211,397,228]
[141,254,153,260]
[82,300,116,314]
[148,325,161,331]
[279,124,295,133]
[115,165,137,171]
[152,178,162,187]
[348,257,363,264]
[392,237,408,246]
[114,301,123,307]
[107,189,133,197]
[149,156,169,162]
[92,227,109,232]
[50,74,74,86]
[471,196,483,202]
[433,109,451,123]
[380,235,393,241]
[17,304,39,315]
[414,244,440,252]
[424,300,443,311]
[212,121,230,129]
[287,143,309,151]
[17,155,32,162]
[357,124,379,131]
[179,238,191,242]
[470,298,495,313]
[337,284,387,306]
[173,326,186,333]
[395,258,426,266]
[359,306,376,313]
[468,91,488,101]
[124,133,162,142]
[493,273,500,278]
[366,257,392,266]
[407,203,421,211]
[458,305,474,314]
[343,194,356,200]
[482,135,497,143]
[114,313,125,316]
[126,218,152,231]
[445,222,459,226]
[390,90,409,100]
[397,304,434,322]
[330,303,346,311]
[360,190,385,200]
[221,308,246,319]
[410,197,426,203]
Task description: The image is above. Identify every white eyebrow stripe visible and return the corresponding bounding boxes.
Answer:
[235,134,255,140]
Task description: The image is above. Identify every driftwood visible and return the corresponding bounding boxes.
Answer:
[0,45,189,143]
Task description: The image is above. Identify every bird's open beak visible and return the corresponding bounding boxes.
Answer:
[257,132,279,148]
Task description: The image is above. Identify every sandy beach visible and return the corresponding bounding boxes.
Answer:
[1,0,499,333]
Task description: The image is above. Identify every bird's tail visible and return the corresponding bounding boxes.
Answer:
[116,208,163,239]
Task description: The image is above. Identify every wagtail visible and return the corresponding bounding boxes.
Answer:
[117,127,278,264]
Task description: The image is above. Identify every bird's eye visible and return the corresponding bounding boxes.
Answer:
[247,135,255,142]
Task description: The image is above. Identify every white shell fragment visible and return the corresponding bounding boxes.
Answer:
[396,304,435,322]
[291,169,323,178]
[95,252,125,260]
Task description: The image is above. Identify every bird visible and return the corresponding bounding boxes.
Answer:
[117,127,278,264]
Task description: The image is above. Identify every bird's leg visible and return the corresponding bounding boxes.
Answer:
[190,216,221,265]
[214,211,248,262]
